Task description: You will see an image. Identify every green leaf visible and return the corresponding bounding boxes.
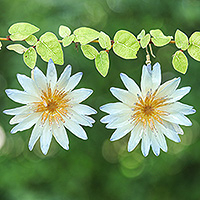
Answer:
[25,35,37,45]
[81,45,99,60]
[175,29,189,51]
[150,29,172,47]
[0,41,2,50]
[7,44,27,54]
[59,25,71,38]
[73,27,99,45]
[98,31,111,50]
[8,22,39,41]
[36,32,64,65]
[113,30,140,59]
[95,51,109,77]
[172,50,188,74]
[140,34,150,48]
[23,47,37,69]
[137,29,145,40]
[62,35,75,47]
[187,32,200,61]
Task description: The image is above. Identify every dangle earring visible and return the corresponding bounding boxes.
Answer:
[100,45,195,157]
[4,59,97,155]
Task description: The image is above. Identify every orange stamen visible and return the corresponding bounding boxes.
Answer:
[33,84,70,125]
[131,90,169,131]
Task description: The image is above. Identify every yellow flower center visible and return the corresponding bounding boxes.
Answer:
[131,89,169,131]
[33,85,70,126]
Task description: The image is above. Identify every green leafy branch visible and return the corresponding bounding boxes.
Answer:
[0,22,200,76]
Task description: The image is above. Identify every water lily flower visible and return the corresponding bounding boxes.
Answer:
[100,62,195,157]
[4,59,96,155]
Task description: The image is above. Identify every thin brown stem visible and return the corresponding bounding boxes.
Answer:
[0,37,10,41]
[0,36,176,45]
[91,40,99,43]
[105,44,113,53]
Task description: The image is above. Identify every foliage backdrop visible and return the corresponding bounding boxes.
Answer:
[0,0,200,199]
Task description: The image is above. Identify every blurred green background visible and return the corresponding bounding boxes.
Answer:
[0,0,200,199]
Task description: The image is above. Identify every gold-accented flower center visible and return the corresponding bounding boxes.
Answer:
[131,89,169,131]
[33,86,69,125]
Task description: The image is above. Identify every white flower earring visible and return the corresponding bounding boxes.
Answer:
[4,59,97,155]
[100,62,195,157]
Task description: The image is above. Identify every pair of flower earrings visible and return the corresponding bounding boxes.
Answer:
[4,59,195,156]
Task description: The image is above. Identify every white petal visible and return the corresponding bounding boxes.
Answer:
[84,116,95,124]
[156,77,180,98]
[157,78,176,93]
[101,111,130,125]
[128,125,142,152]
[10,114,30,125]
[106,113,130,129]
[152,62,161,90]
[53,124,69,150]
[100,115,112,123]
[110,123,133,141]
[40,123,52,155]
[3,105,29,115]
[167,87,191,103]
[158,122,181,143]
[11,113,41,134]
[110,87,136,105]
[65,72,83,92]
[33,67,47,91]
[155,131,168,152]
[72,104,97,115]
[163,128,181,143]
[162,102,196,115]
[161,113,192,126]
[70,88,93,103]
[120,73,141,95]
[150,133,161,156]
[162,120,184,135]
[172,124,184,135]
[17,74,40,97]
[141,131,151,157]
[57,65,71,90]
[5,89,40,104]
[141,64,152,95]
[46,59,57,89]
[68,109,93,127]
[100,102,131,114]
[106,119,130,129]
[64,118,88,140]
[29,122,43,151]
[177,103,196,115]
